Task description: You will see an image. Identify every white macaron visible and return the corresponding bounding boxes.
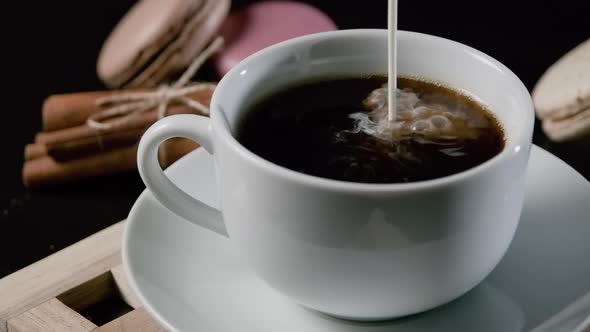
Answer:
[97,0,230,88]
[532,38,590,142]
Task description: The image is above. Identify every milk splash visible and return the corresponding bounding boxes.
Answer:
[344,83,485,146]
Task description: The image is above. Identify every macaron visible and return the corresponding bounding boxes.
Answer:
[214,1,337,76]
[532,38,590,142]
[97,0,230,88]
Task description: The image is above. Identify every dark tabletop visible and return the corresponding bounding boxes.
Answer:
[1,0,589,279]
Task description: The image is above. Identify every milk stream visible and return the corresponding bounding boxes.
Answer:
[388,0,398,122]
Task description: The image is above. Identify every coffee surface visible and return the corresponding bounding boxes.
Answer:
[236,76,504,184]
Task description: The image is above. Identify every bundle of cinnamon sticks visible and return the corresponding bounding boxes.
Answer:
[23,88,213,188]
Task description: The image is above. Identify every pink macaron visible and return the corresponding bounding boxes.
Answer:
[214,1,337,76]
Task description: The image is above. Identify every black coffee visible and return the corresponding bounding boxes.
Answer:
[236,76,504,184]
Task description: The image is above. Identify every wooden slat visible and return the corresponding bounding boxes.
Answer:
[0,222,124,332]
[92,308,164,332]
[6,298,96,332]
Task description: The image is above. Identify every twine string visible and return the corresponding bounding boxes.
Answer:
[87,37,224,130]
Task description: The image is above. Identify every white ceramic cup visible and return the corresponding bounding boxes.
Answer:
[137,29,534,320]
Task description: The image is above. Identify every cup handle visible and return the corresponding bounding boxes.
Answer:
[137,114,227,237]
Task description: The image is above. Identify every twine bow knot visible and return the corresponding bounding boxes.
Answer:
[87,37,224,130]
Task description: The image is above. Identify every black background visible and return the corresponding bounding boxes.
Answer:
[1,0,589,278]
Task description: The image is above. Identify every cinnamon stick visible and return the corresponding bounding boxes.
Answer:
[23,139,200,187]
[37,89,213,160]
[23,145,139,188]
[158,138,201,167]
[42,88,211,131]
[25,87,212,187]
[46,128,146,161]
[42,91,125,131]
[37,103,194,149]
[24,143,47,161]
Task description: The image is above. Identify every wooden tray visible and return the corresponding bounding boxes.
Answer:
[0,222,164,332]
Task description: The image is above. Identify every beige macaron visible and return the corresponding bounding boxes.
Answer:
[532,38,590,142]
[97,0,230,88]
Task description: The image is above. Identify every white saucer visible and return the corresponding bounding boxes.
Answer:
[123,146,590,332]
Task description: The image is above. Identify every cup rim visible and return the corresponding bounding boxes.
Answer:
[210,29,534,193]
